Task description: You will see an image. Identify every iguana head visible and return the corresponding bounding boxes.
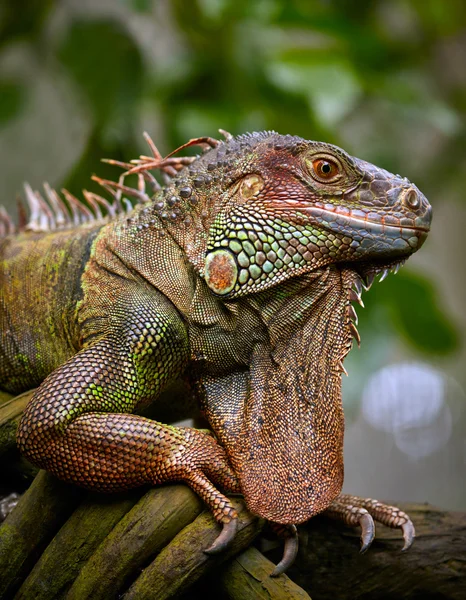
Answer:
[183,132,432,296]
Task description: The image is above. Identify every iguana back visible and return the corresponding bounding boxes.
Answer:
[0,224,103,392]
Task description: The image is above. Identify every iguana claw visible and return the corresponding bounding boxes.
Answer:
[204,517,238,555]
[270,525,299,577]
[401,519,415,551]
[358,512,375,553]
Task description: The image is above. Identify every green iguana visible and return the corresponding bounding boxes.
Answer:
[0,131,432,574]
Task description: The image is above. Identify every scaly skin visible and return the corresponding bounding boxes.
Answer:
[0,132,432,570]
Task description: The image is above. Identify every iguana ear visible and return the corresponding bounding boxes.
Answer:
[204,249,238,295]
[203,173,267,296]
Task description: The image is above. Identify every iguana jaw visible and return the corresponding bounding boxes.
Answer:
[298,205,430,255]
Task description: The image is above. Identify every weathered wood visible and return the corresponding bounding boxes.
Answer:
[1,392,464,600]
[0,466,464,600]
[66,485,204,600]
[0,390,33,458]
[123,499,263,600]
[213,546,311,600]
[0,471,83,599]
[15,490,141,600]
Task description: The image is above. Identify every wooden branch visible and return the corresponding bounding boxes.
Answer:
[1,390,464,599]
[0,471,308,599]
[0,471,83,599]
[0,390,33,458]
[213,546,312,600]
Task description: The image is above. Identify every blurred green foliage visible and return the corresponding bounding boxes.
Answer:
[0,0,464,359]
[0,80,24,124]
[59,20,143,126]
[366,271,459,355]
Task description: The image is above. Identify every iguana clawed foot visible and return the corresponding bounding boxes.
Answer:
[206,515,300,576]
[265,496,415,576]
[324,494,415,552]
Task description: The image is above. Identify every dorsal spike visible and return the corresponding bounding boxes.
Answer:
[17,196,28,231]
[126,132,215,178]
[88,191,116,218]
[143,130,163,160]
[219,128,233,141]
[0,206,15,236]
[122,198,133,212]
[36,189,56,230]
[24,183,49,231]
[6,130,231,236]
[101,158,134,170]
[61,189,86,226]
[63,189,94,223]
[143,170,161,193]
[82,190,103,220]
[165,136,220,157]
[43,183,70,227]
[137,173,145,194]
[91,175,150,205]
[128,154,196,177]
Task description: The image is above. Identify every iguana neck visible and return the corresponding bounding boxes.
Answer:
[249,265,356,361]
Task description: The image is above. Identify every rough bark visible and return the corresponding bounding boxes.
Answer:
[211,546,312,600]
[66,485,204,600]
[123,498,263,600]
[0,471,83,599]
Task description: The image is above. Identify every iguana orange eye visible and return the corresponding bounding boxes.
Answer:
[310,158,341,183]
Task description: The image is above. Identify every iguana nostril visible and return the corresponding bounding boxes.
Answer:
[403,188,420,209]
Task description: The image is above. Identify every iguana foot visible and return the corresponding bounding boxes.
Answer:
[324,494,415,552]
[269,523,299,577]
[169,428,242,554]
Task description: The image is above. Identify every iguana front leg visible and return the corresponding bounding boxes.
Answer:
[16,290,240,550]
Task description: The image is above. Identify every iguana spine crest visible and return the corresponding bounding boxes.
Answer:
[0,131,232,236]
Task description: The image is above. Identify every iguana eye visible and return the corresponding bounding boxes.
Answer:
[310,157,341,183]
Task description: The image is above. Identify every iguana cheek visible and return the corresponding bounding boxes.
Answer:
[205,249,238,295]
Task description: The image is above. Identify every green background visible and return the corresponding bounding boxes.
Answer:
[0,0,465,508]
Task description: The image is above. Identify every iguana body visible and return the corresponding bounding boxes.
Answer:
[0,131,431,571]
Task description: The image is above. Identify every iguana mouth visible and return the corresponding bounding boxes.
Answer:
[299,206,430,236]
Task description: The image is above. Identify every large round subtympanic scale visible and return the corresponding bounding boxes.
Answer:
[205,249,238,295]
